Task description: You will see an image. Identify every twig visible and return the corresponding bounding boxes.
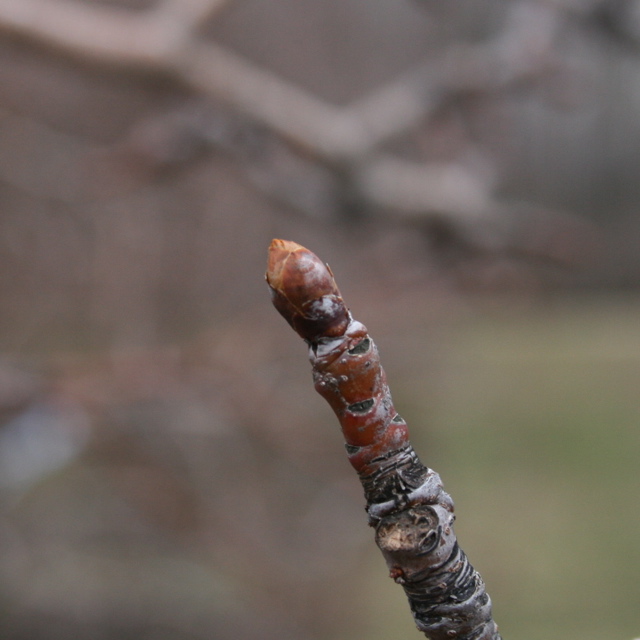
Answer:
[266,239,502,640]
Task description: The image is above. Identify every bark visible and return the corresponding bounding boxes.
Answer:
[266,239,502,640]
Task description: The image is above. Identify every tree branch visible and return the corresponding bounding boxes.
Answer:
[266,239,502,640]
[0,0,561,158]
[0,0,592,267]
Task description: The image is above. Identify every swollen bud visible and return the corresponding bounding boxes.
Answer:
[266,239,350,342]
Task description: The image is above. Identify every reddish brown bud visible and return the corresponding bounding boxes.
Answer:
[266,239,350,342]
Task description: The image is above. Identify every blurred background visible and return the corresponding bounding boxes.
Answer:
[0,1,639,639]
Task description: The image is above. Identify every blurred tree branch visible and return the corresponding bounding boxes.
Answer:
[0,0,603,267]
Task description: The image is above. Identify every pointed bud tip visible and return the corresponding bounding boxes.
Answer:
[269,238,304,253]
[266,239,309,290]
[266,239,349,341]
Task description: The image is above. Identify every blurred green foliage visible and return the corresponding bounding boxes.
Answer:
[366,295,640,640]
